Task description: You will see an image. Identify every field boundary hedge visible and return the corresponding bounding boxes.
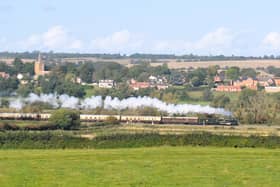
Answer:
[1,131,280,149]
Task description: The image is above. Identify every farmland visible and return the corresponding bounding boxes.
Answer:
[150,59,280,69]
[2,118,280,137]
[79,123,280,138]
[48,58,280,69]
[58,58,280,69]
[0,147,279,187]
[2,57,280,69]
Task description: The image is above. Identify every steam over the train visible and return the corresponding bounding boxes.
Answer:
[0,113,238,126]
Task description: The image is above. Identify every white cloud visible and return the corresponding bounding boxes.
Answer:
[24,34,41,48]
[89,28,236,55]
[262,32,280,50]
[8,27,278,56]
[91,30,144,53]
[195,27,234,50]
[69,40,83,49]
[20,25,83,51]
[152,27,235,55]
[93,30,130,48]
[42,26,68,49]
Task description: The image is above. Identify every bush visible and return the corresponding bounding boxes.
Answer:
[49,109,80,130]
[202,89,213,101]
[21,123,58,131]
[22,102,53,113]
[0,132,280,149]
[211,94,230,108]
[0,122,20,131]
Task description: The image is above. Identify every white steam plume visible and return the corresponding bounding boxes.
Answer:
[59,95,80,109]
[9,99,24,110]
[103,96,231,116]
[80,96,103,109]
[27,93,59,108]
[7,93,231,116]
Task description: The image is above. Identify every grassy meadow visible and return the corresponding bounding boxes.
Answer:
[0,120,49,127]
[0,147,279,187]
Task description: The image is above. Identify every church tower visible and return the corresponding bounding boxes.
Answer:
[34,53,45,76]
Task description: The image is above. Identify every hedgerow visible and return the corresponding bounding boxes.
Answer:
[0,132,280,149]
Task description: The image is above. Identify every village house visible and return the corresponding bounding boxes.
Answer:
[158,77,168,84]
[265,86,280,93]
[147,75,169,90]
[257,76,274,87]
[81,82,98,86]
[273,78,280,87]
[98,80,115,88]
[76,77,82,84]
[213,71,225,84]
[233,77,258,90]
[214,75,223,83]
[148,75,168,84]
[148,75,157,83]
[0,72,10,79]
[157,84,169,90]
[215,77,258,92]
[129,79,150,90]
[215,85,242,92]
[130,78,169,90]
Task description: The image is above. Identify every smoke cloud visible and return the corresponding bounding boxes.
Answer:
[7,93,231,116]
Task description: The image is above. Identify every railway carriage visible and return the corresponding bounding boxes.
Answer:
[0,112,238,126]
[40,113,51,120]
[120,115,161,123]
[162,116,199,124]
[80,114,120,122]
[0,113,38,120]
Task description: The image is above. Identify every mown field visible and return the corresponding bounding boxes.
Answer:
[0,147,279,187]
[150,59,280,69]
[80,123,280,137]
[2,119,280,137]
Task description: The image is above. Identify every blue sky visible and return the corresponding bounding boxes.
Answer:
[1,0,280,55]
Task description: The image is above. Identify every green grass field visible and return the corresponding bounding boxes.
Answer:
[0,147,279,187]
[1,120,48,127]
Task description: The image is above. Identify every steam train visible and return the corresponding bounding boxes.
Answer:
[0,113,238,126]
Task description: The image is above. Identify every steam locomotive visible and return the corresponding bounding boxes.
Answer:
[0,113,238,126]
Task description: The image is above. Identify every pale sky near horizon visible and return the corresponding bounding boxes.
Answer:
[1,0,280,56]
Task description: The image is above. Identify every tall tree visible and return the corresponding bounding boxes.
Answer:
[226,67,240,80]
[79,63,94,83]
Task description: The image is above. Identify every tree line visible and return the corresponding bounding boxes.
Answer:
[1,51,279,61]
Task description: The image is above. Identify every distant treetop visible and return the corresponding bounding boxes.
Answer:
[0,52,279,61]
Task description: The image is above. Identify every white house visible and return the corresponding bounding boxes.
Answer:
[98,80,115,88]
[148,75,157,82]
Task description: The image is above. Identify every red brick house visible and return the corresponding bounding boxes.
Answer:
[215,85,242,92]
[129,79,150,90]
[233,78,258,90]
[0,72,10,79]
